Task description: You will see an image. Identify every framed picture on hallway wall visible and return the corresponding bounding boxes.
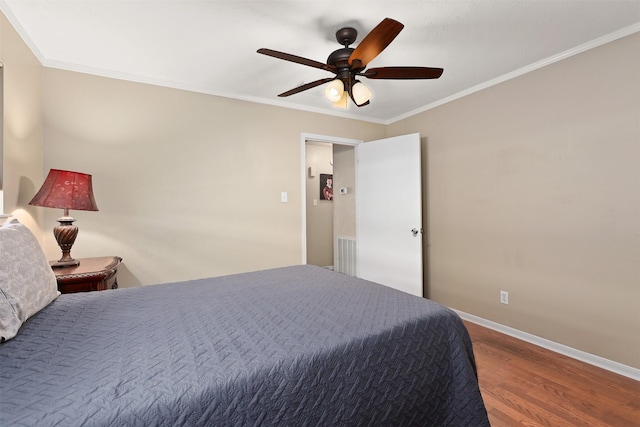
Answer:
[320,174,333,201]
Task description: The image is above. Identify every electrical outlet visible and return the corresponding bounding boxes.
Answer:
[500,291,509,304]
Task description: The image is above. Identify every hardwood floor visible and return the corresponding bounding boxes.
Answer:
[464,321,640,427]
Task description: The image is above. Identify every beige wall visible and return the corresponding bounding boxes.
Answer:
[305,142,333,267]
[387,33,640,368]
[332,143,356,271]
[41,68,385,286]
[0,13,44,234]
[333,144,356,239]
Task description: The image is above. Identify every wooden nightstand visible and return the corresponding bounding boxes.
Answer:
[51,256,122,294]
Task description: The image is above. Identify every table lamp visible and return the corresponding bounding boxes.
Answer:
[29,169,98,268]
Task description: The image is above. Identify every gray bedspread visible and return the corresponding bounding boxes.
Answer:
[0,265,489,426]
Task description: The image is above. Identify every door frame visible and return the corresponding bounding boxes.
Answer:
[300,133,362,264]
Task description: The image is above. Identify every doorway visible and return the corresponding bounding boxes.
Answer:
[301,132,425,297]
[301,134,362,269]
[305,141,334,268]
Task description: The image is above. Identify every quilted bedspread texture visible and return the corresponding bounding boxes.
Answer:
[0,265,489,426]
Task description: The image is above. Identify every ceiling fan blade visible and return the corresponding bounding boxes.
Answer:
[362,66,444,79]
[348,18,404,69]
[257,48,336,73]
[278,77,336,97]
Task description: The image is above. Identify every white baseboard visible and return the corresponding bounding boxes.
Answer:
[454,310,640,381]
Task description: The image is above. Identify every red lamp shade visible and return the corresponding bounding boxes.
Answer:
[29,169,98,268]
[29,169,98,212]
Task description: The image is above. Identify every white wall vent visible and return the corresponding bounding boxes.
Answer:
[336,236,356,276]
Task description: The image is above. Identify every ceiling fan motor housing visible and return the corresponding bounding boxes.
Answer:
[327,48,356,90]
[327,47,354,69]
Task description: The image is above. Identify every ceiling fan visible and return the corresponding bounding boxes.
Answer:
[257,18,443,108]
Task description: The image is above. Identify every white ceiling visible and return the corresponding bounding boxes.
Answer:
[1,1,639,124]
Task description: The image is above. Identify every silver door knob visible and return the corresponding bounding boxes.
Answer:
[411,228,421,236]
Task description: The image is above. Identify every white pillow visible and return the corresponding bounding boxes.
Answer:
[0,219,60,342]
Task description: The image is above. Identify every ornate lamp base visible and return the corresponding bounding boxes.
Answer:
[52,215,81,268]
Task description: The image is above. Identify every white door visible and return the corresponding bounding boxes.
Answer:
[356,133,423,297]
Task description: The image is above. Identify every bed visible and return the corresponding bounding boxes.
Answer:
[1,219,489,426]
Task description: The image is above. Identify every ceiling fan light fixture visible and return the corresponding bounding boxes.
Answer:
[332,91,349,109]
[324,79,345,102]
[352,81,372,105]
